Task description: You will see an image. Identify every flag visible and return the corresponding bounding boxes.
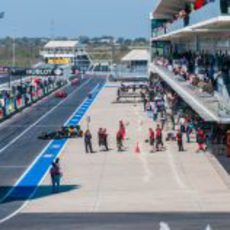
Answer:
[0,12,5,19]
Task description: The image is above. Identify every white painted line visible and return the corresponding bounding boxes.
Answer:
[159,222,171,230]
[91,151,108,212]
[166,149,187,190]
[43,154,54,158]
[138,152,153,183]
[206,224,212,230]
[0,79,91,156]
[51,144,61,149]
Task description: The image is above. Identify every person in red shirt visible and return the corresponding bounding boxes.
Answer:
[149,128,155,146]
[119,120,126,140]
[116,129,123,151]
[196,128,207,152]
[156,124,164,151]
[176,130,184,152]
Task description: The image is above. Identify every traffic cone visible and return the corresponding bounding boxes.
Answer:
[135,142,141,154]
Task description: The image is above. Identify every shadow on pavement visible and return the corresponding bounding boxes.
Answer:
[0,184,80,204]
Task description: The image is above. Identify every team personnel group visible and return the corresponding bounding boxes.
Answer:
[49,81,210,192]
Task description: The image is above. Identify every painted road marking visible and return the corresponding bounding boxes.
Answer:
[52,144,61,149]
[158,222,212,230]
[0,79,91,156]
[43,154,54,158]
[0,82,105,224]
[159,222,171,230]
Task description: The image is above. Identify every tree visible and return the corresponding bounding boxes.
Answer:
[78,36,90,44]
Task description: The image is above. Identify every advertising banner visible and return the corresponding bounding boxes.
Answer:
[11,67,64,77]
[25,68,63,77]
[48,58,71,65]
[5,99,15,116]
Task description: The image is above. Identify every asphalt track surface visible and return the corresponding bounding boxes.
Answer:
[1,212,230,229]
[0,76,104,221]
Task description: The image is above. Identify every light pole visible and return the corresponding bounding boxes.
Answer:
[12,36,16,67]
[9,35,16,89]
[111,39,115,65]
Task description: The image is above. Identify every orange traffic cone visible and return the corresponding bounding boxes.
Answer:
[135,142,141,154]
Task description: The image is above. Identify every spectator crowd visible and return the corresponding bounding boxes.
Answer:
[155,51,230,95]
[0,77,66,120]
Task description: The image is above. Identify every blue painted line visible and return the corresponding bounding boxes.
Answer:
[4,83,104,202]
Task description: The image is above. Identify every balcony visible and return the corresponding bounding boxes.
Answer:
[152,0,230,40]
[149,62,230,124]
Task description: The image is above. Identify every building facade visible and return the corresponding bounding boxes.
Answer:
[40,40,92,72]
[149,0,230,124]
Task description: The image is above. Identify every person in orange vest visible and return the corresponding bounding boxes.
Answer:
[156,124,164,151]
[196,128,207,153]
[176,130,184,152]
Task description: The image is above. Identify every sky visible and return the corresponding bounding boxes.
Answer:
[1,0,154,38]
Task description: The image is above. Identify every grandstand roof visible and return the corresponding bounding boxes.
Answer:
[122,49,150,62]
[44,40,79,49]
